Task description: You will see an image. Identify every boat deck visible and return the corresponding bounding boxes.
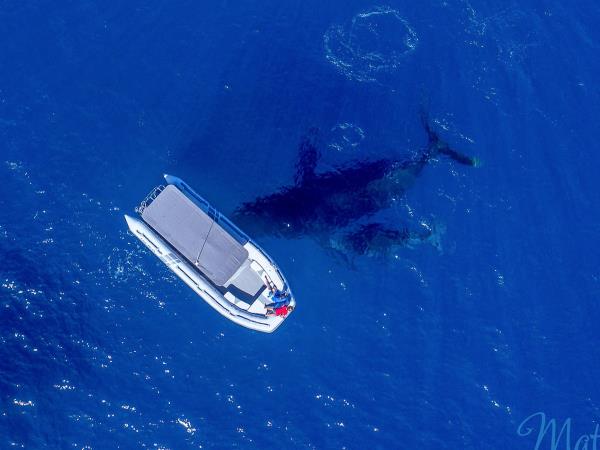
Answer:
[141,184,248,286]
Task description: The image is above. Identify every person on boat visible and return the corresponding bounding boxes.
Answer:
[264,277,290,307]
[266,304,294,317]
[268,290,289,306]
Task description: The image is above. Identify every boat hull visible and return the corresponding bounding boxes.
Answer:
[124,214,284,333]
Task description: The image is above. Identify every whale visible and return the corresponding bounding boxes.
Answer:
[232,115,477,257]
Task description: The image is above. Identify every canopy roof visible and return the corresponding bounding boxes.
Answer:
[141,185,248,286]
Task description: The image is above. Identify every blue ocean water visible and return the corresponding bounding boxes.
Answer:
[1,0,599,448]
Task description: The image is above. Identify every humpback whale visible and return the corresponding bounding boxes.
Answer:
[232,116,477,257]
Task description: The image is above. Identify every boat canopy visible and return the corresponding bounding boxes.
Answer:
[141,185,249,286]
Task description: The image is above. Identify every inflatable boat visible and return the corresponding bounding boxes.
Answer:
[124,174,295,333]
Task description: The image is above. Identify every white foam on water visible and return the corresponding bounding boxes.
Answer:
[328,122,365,153]
[176,417,197,435]
[324,6,418,82]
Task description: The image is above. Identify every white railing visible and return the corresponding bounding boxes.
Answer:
[135,185,165,214]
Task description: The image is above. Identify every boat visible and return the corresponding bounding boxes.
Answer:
[124,174,295,333]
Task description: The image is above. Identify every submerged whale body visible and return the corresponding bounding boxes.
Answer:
[232,116,477,257]
[332,222,445,258]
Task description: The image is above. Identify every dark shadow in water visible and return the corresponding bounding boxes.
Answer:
[232,114,477,258]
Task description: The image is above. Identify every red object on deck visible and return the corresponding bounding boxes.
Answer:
[274,305,289,317]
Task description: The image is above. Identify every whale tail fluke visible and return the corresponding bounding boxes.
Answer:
[438,146,481,167]
[420,110,480,167]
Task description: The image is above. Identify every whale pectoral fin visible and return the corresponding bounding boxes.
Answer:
[325,244,357,270]
[294,127,321,185]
